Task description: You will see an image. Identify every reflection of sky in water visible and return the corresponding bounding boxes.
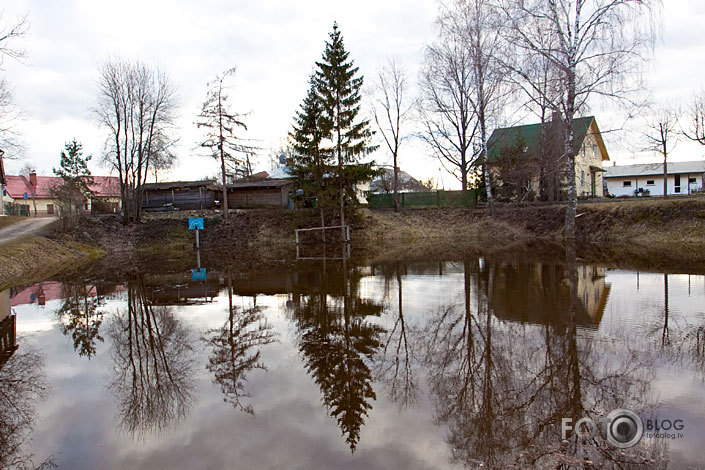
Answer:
[5,265,705,468]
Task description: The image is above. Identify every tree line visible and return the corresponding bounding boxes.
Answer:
[8,3,705,237]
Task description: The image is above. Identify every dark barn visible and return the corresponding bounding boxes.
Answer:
[227,179,293,208]
[142,180,215,211]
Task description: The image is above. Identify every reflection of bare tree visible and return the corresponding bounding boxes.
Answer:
[291,263,385,452]
[0,346,54,469]
[108,276,195,436]
[56,283,105,359]
[375,261,417,407]
[202,272,276,414]
[423,254,664,468]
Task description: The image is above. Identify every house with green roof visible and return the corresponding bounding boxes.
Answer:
[487,116,610,200]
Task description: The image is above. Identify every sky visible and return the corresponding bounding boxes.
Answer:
[1,0,704,189]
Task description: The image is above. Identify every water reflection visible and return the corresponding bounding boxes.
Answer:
[202,271,276,414]
[0,298,50,468]
[290,261,385,452]
[56,283,105,358]
[107,275,196,436]
[3,253,705,467]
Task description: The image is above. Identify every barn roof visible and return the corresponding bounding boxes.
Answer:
[142,180,215,191]
[226,179,293,189]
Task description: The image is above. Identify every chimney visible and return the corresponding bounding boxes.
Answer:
[613,161,616,167]
[29,170,37,189]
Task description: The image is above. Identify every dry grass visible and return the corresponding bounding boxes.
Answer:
[0,215,25,229]
[0,235,104,289]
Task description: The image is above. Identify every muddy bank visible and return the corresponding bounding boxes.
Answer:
[0,235,103,289]
[42,196,705,279]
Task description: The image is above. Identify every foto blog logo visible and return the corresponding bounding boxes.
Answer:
[561,409,644,448]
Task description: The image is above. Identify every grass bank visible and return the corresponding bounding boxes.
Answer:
[53,196,705,277]
[0,235,104,289]
[0,215,25,229]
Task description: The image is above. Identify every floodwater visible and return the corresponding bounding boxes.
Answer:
[1,252,705,469]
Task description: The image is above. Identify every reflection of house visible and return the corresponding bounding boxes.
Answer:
[604,161,705,197]
[9,282,65,307]
[488,116,609,199]
[1,172,121,216]
[142,180,215,211]
[489,261,610,326]
[0,289,17,369]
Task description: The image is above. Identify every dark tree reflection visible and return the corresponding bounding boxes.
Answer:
[108,276,196,437]
[202,272,276,414]
[423,255,664,469]
[56,283,105,359]
[291,262,385,452]
[375,261,417,407]
[0,345,53,469]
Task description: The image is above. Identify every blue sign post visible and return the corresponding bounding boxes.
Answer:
[188,217,204,248]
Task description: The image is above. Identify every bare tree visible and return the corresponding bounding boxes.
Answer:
[419,31,478,191]
[439,0,511,215]
[684,88,705,147]
[95,57,178,224]
[498,0,660,239]
[372,59,412,212]
[196,67,256,221]
[643,106,680,198]
[0,12,29,159]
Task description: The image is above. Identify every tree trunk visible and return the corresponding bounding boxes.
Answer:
[393,157,400,213]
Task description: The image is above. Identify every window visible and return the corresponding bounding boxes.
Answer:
[593,145,597,159]
[581,171,585,186]
[689,177,697,184]
[646,180,655,186]
[595,287,599,303]
[623,181,632,187]
[46,204,54,215]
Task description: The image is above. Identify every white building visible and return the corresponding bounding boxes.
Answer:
[604,161,705,197]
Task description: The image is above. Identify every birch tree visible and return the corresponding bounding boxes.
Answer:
[498,0,659,238]
[0,12,28,158]
[438,0,510,214]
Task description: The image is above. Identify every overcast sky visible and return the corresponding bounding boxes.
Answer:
[1,0,704,189]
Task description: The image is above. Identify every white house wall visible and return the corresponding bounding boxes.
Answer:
[606,173,705,197]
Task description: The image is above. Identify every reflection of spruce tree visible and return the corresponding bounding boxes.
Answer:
[56,283,105,358]
[202,273,276,414]
[292,264,384,452]
[108,276,195,436]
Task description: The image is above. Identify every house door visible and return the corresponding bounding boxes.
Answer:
[591,172,597,197]
[674,175,681,194]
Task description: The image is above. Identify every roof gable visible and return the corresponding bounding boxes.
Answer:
[487,116,606,163]
[3,174,120,199]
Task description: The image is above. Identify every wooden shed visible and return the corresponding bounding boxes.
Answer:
[142,180,215,211]
[226,179,293,208]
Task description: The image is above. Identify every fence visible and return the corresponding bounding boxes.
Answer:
[367,190,479,209]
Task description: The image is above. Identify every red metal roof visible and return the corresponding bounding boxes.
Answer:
[3,175,120,199]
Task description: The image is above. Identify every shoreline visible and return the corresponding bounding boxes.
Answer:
[2,196,705,287]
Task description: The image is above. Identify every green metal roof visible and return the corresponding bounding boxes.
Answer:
[487,116,596,163]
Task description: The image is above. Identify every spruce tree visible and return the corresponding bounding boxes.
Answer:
[52,139,94,225]
[289,77,332,231]
[314,23,376,235]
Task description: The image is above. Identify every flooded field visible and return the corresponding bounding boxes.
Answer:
[1,252,704,469]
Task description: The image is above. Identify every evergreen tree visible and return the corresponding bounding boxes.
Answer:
[289,77,333,231]
[313,23,376,231]
[52,139,94,224]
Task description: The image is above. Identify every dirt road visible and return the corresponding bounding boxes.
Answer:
[0,217,57,246]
